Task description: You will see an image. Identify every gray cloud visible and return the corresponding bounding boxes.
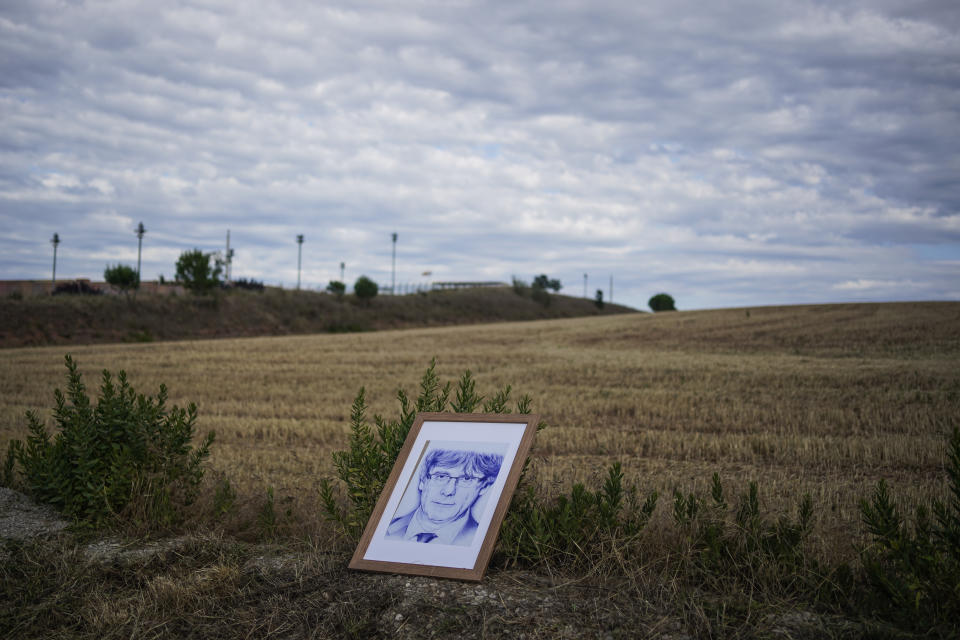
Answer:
[1,0,958,309]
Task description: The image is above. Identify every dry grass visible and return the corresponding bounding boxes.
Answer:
[2,302,958,567]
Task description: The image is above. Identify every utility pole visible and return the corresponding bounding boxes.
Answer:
[296,234,304,290]
[135,222,146,287]
[583,273,588,298]
[50,233,60,292]
[225,230,234,284]
[391,232,397,295]
[340,262,345,282]
[609,275,613,304]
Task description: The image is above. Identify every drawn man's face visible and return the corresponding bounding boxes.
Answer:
[418,462,488,524]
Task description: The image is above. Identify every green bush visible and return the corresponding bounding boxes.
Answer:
[175,248,223,294]
[2,355,214,528]
[326,280,346,298]
[353,275,378,301]
[649,292,676,312]
[498,462,658,569]
[671,474,820,594]
[533,274,561,292]
[530,274,560,307]
[858,427,960,632]
[319,359,538,539]
[104,264,139,293]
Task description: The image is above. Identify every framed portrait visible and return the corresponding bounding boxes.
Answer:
[348,412,539,581]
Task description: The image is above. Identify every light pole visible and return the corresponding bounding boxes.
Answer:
[583,273,588,298]
[135,222,146,287]
[225,229,234,284]
[50,233,60,292]
[296,234,304,290]
[391,232,397,295]
[340,262,345,282]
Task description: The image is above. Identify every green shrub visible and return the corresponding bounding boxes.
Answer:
[212,477,237,517]
[498,462,658,569]
[257,486,293,541]
[175,248,223,294]
[353,275,378,301]
[532,274,561,292]
[529,274,560,307]
[649,292,676,312]
[319,359,539,539]
[326,280,346,298]
[858,427,960,632]
[2,355,214,528]
[671,474,823,596]
[104,263,139,293]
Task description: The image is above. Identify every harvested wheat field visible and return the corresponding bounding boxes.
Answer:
[2,301,958,566]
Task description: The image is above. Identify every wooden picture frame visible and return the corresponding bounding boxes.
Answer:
[348,412,539,581]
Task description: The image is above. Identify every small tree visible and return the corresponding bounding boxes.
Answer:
[326,280,346,298]
[595,289,604,309]
[175,249,223,294]
[104,264,139,295]
[530,274,560,307]
[354,275,378,301]
[649,293,676,312]
[533,274,562,292]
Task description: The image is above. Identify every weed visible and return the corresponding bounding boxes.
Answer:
[858,426,960,633]
[672,474,826,596]
[213,477,237,517]
[498,461,658,569]
[258,486,278,540]
[2,355,214,528]
[319,360,540,539]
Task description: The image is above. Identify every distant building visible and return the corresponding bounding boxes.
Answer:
[430,281,508,291]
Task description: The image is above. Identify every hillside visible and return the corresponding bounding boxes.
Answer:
[0,285,635,348]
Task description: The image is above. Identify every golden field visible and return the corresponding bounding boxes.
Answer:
[2,301,958,563]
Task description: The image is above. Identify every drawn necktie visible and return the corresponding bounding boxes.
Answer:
[415,532,438,543]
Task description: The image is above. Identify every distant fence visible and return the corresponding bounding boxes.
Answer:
[431,281,508,290]
[379,281,509,295]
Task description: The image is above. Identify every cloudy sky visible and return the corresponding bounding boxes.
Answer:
[2,0,958,310]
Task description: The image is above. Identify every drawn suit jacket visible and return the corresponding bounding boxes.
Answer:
[385,509,479,546]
